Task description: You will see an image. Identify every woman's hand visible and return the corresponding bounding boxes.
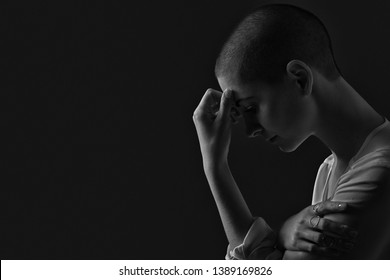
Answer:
[278,201,358,257]
[193,88,238,166]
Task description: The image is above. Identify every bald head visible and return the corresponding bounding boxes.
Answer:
[215,4,341,85]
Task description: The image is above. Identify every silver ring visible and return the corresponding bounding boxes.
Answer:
[313,203,320,215]
[310,215,321,228]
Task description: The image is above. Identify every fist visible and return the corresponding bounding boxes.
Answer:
[193,88,238,166]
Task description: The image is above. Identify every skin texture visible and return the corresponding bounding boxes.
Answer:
[193,59,384,259]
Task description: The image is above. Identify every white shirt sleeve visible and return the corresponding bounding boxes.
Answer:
[225,217,283,260]
[332,148,390,209]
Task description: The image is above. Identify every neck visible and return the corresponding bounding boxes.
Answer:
[313,76,383,164]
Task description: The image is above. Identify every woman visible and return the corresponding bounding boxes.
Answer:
[193,4,390,259]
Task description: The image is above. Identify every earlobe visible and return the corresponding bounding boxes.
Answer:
[286,60,313,96]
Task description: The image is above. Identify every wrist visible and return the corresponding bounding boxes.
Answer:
[203,157,229,175]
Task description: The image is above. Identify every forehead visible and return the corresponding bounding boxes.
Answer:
[217,75,263,102]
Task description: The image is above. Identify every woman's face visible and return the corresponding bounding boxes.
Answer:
[217,75,316,152]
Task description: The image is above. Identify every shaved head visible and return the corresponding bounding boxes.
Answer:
[215,4,341,84]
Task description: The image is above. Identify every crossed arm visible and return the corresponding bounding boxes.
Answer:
[204,157,357,259]
[281,212,358,259]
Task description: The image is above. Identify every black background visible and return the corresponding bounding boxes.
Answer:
[3,0,390,259]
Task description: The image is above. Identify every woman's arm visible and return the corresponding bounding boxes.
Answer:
[193,88,253,248]
[204,161,253,249]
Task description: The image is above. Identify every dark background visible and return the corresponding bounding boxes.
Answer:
[3,0,390,259]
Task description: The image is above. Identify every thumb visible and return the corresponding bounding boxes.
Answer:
[217,89,233,122]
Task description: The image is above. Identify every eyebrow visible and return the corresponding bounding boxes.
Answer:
[235,97,256,107]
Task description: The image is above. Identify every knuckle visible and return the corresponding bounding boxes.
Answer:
[192,110,206,121]
[205,88,214,95]
[192,111,201,120]
[312,203,320,214]
[294,229,302,238]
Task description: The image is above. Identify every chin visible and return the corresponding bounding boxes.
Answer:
[277,137,306,153]
[278,145,298,153]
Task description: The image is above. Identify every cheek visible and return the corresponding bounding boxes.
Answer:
[264,98,306,135]
[259,99,289,128]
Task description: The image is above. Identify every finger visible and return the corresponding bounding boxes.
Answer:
[295,240,340,258]
[312,200,347,215]
[299,229,325,245]
[317,234,355,255]
[300,230,355,253]
[313,217,358,240]
[197,88,223,113]
[324,236,355,252]
[217,89,234,122]
[193,88,223,122]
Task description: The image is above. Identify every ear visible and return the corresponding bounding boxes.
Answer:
[286,60,313,96]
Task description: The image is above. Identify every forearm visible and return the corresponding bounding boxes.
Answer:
[204,159,253,249]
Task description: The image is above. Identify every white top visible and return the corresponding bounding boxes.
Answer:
[226,117,390,259]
